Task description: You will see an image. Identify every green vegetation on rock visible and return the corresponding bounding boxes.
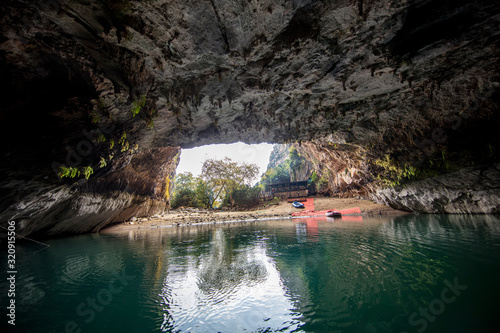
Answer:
[131,95,146,117]
[259,145,309,190]
[82,166,94,179]
[372,154,420,187]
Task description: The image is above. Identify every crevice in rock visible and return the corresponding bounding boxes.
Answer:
[208,0,231,52]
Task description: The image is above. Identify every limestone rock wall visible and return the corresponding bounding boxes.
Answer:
[290,157,314,183]
[266,144,292,171]
[0,147,179,237]
[297,141,371,197]
[370,164,500,213]
[89,146,180,200]
[297,140,500,212]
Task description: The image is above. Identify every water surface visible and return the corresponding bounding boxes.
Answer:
[2,214,500,332]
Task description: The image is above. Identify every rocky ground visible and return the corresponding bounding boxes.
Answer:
[105,196,406,231]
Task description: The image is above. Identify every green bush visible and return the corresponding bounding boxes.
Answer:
[170,188,196,209]
[310,171,319,183]
[317,170,330,191]
[58,166,80,178]
[195,181,212,208]
[231,186,261,208]
[260,164,290,189]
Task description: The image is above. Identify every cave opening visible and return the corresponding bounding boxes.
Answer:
[169,141,275,209]
[176,142,274,184]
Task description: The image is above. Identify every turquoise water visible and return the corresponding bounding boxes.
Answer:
[2,214,500,332]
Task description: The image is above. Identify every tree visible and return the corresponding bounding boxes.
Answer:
[170,188,196,209]
[201,157,260,207]
[173,172,196,192]
[230,185,262,208]
[171,172,215,209]
[258,147,307,189]
[288,147,305,171]
[259,163,290,190]
[171,172,199,209]
[194,178,213,209]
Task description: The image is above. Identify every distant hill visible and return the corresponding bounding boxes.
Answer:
[261,144,314,185]
[266,144,291,171]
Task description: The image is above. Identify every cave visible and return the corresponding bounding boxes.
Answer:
[1,0,499,238]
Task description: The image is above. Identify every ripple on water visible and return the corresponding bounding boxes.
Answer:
[152,241,302,332]
[58,255,91,292]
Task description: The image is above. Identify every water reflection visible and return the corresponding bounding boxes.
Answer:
[111,215,500,332]
[5,215,500,332]
[156,227,301,332]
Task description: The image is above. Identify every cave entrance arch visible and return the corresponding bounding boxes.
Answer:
[176,142,274,181]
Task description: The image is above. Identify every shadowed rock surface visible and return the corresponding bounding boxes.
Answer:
[370,163,500,213]
[0,146,179,237]
[1,0,499,237]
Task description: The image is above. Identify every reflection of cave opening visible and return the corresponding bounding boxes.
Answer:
[157,228,300,332]
[197,229,268,295]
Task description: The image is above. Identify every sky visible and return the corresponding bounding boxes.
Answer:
[176,142,274,182]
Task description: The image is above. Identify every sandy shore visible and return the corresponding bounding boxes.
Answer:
[103,197,407,232]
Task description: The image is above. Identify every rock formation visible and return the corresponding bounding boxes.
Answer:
[1,0,499,236]
[0,147,179,237]
[266,144,292,171]
[370,163,500,214]
[296,141,370,197]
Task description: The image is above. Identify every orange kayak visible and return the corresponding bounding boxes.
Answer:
[292,207,361,217]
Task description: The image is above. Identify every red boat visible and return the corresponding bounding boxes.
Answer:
[325,210,342,218]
